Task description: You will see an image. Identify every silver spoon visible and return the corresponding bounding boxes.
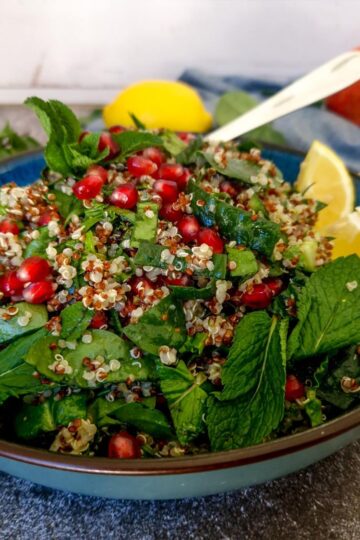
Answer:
[205,50,360,142]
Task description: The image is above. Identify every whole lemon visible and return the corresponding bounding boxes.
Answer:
[103,80,212,133]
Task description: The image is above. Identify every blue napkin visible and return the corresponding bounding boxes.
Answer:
[179,69,360,172]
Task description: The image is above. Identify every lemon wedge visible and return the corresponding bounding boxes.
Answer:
[295,140,355,232]
[327,209,360,258]
[103,80,212,133]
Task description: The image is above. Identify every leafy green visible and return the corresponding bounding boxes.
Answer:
[188,180,280,258]
[203,152,262,185]
[129,113,146,129]
[131,202,159,247]
[207,313,286,450]
[176,136,203,165]
[123,295,187,355]
[51,189,83,221]
[226,247,258,278]
[0,303,48,345]
[112,131,164,160]
[169,281,215,300]
[60,302,92,341]
[288,256,360,360]
[24,227,50,258]
[214,91,285,145]
[0,123,39,159]
[161,131,186,156]
[304,388,323,427]
[157,360,208,444]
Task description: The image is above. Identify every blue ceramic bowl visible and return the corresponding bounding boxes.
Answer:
[0,148,359,500]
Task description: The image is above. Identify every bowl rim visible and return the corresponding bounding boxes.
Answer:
[0,147,359,477]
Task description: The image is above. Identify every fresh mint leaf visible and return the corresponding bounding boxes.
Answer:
[110,402,173,439]
[203,152,262,185]
[188,180,280,258]
[288,255,360,360]
[60,302,92,341]
[0,303,48,345]
[112,131,163,160]
[157,360,208,444]
[123,295,187,355]
[130,202,158,247]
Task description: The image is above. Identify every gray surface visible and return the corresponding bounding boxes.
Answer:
[0,441,359,539]
[0,106,359,539]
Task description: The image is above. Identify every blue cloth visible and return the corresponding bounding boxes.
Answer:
[179,69,360,172]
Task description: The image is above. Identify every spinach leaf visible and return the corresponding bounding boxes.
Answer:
[60,302,92,341]
[0,303,48,345]
[123,295,187,355]
[288,255,360,360]
[188,180,280,258]
[169,281,215,300]
[24,227,50,258]
[112,131,164,160]
[203,152,261,185]
[207,313,286,450]
[131,202,158,247]
[226,247,258,278]
[157,360,208,444]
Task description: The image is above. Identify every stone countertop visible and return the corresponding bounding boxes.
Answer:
[0,106,359,540]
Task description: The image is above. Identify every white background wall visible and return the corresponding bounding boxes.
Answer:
[0,0,359,102]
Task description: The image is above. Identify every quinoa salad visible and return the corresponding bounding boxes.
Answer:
[0,98,358,459]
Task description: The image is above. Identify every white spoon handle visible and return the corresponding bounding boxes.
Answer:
[206,50,360,142]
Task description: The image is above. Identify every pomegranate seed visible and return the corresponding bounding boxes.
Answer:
[23,281,55,304]
[177,131,194,143]
[197,228,224,253]
[264,278,283,297]
[127,156,158,177]
[241,283,273,309]
[109,125,125,134]
[219,180,239,198]
[177,167,191,191]
[17,256,51,284]
[108,431,142,459]
[38,212,59,227]
[0,271,24,297]
[153,179,178,203]
[165,274,190,286]
[285,375,305,401]
[90,311,108,329]
[129,276,153,297]
[98,132,120,160]
[142,147,166,167]
[109,184,139,209]
[87,165,108,183]
[159,202,184,223]
[0,219,19,235]
[73,175,103,200]
[157,163,184,182]
[178,216,200,243]
[78,130,90,143]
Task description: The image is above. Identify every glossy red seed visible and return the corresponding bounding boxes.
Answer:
[127,156,158,177]
[165,274,190,286]
[197,228,224,254]
[129,276,153,297]
[142,147,166,167]
[38,212,59,227]
[17,256,51,283]
[109,125,125,134]
[90,311,108,329]
[23,281,55,304]
[0,219,20,235]
[264,277,283,297]
[108,431,142,459]
[157,163,184,181]
[219,180,239,198]
[78,130,90,143]
[241,283,273,309]
[176,167,191,191]
[159,202,184,222]
[177,131,194,143]
[178,215,200,243]
[285,375,305,401]
[98,132,120,160]
[87,164,108,183]
[0,271,24,297]
[109,184,139,209]
[153,179,178,203]
[73,175,103,200]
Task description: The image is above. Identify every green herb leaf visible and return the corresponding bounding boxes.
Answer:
[129,113,146,129]
[176,136,203,165]
[161,131,186,156]
[131,202,159,247]
[113,131,164,160]
[226,247,258,277]
[203,152,261,185]
[188,180,280,258]
[304,388,323,427]
[123,295,187,355]
[24,227,50,258]
[288,255,360,360]
[169,281,215,300]
[51,189,84,221]
[0,303,48,345]
[60,302,92,341]
[110,402,173,438]
[157,360,208,444]
[0,123,39,159]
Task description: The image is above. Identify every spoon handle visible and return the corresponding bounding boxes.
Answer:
[206,50,360,142]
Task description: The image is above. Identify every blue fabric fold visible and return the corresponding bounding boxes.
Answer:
[179,69,360,172]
